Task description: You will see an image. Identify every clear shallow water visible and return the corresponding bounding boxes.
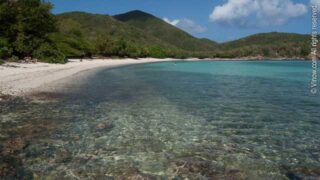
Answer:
[0,60,319,179]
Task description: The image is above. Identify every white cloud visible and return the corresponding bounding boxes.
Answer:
[209,0,307,27]
[163,18,179,26]
[310,0,320,5]
[163,17,207,33]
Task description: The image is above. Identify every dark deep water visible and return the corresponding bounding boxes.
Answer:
[0,61,319,179]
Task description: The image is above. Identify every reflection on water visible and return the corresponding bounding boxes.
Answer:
[0,61,320,179]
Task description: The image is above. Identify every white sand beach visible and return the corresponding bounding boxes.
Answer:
[0,58,174,96]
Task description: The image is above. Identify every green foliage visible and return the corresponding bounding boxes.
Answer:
[114,10,218,51]
[49,32,94,57]
[0,59,4,65]
[262,48,270,57]
[218,32,310,58]
[0,38,12,59]
[0,6,312,62]
[50,18,95,57]
[300,44,310,57]
[8,55,19,62]
[56,12,175,49]
[58,18,83,37]
[33,43,66,63]
[55,12,214,59]
[0,0,56,57]
[148,46,168,58]
[0,0,56,60]
[95,36,148,58]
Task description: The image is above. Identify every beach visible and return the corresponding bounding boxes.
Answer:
[0,58,174,97]
[0,58,308,97]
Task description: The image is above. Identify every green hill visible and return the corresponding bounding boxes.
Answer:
[114,10,218,51]
[216,32,310,58]
[221,32,309,49]
[56,12,174,47]
[0,2,311,63]
[54,11,310,59]
[54,11,183,58]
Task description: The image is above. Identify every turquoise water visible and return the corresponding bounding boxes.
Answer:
[0,60,319,179]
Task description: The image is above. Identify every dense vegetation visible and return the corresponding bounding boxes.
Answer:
[216,33,310,58]
[114,10,218,51]
[55,12,185,58]
[0,0,66,63]
[0,0,312,64]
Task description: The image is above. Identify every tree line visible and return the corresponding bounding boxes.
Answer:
[0,0,311,64]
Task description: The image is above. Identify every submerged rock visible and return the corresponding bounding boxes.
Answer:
[95,122,113,131]
[0,155,33,179]
[224,169,248,180]
[2,137,28,155]
[55,150,72,163]
[168,157,247,179]
[96,123,107,130]
[169,158,221,178]
[285,167,320,180]
[114,167,155,180]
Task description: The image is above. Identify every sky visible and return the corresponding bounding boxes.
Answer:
[50,0,318,42]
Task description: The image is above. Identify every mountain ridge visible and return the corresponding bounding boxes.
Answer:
[0,1,312,64]
[54,10,311,59]
[114,10,218,51]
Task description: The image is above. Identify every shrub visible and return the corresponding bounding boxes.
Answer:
[33,43,66,64]
[8,55,19,62]
[0,38,12,59]
[0,46,12,59]
[1,0,57,58]
[148,46,167,58]
[49,32,94,58]
[0,60,5,65]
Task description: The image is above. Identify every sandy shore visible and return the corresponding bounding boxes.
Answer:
[0,58,174,97]
[0,57,309,97]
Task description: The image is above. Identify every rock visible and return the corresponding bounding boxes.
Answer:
[125,174,154,180]
[2,137,28,155]
[96,123,106,130]
[55,150,72,163]
[95,122,113,131]
[285,167,320,180]
[114,167,155,180]
[0,155,33,179]
[224,169,247,180]
[169,158,223,178]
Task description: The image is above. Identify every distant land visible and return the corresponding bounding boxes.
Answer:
[0,0,313,64]
[54,10,311,60]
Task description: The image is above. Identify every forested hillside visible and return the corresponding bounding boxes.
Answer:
[114,10,218,51]
[0,0,311,64]
[216,32,310,58]
[54,12,190,59]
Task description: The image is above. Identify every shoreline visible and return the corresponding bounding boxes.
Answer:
[0,58,174,97]
[0,57,312,98]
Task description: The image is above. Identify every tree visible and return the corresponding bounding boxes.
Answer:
[33,42,66,63]
[262,48,271,57]
[0,37,12,59]
[58,18,82,37]
[0,0,16,39]
[96,36,117,56]
[0,0,57,58]
[300,44,310,57]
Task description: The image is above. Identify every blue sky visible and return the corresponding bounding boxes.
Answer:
[50,0,314,42]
